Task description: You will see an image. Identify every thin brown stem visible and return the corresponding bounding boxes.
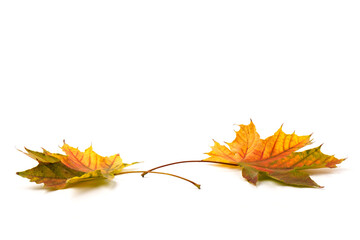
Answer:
[141,160,239,177]
[114,170,201,189]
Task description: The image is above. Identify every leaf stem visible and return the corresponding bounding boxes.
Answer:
[114,171,201,189]
[141,160,239,177]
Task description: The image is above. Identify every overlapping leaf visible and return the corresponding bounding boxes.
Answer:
[206,121,344,187]
[60,143,131,177]
[17,143,137,189]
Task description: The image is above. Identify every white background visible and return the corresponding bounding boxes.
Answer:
[1,1,359,239]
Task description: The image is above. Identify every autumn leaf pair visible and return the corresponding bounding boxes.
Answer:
[17,121,345,189]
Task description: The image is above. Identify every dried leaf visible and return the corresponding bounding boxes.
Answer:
[206,120,345,187]
[17,143,137,189]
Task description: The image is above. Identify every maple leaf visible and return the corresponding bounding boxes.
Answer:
[142,121,345,188]
[17,143,137,189]
[17,142,201,189]
[205,120,345,187]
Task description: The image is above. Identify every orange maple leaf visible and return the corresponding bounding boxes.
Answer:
[142,121,345,188]
[17,142,136,188]
[206,120,344,187]
[17,142,200,189]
